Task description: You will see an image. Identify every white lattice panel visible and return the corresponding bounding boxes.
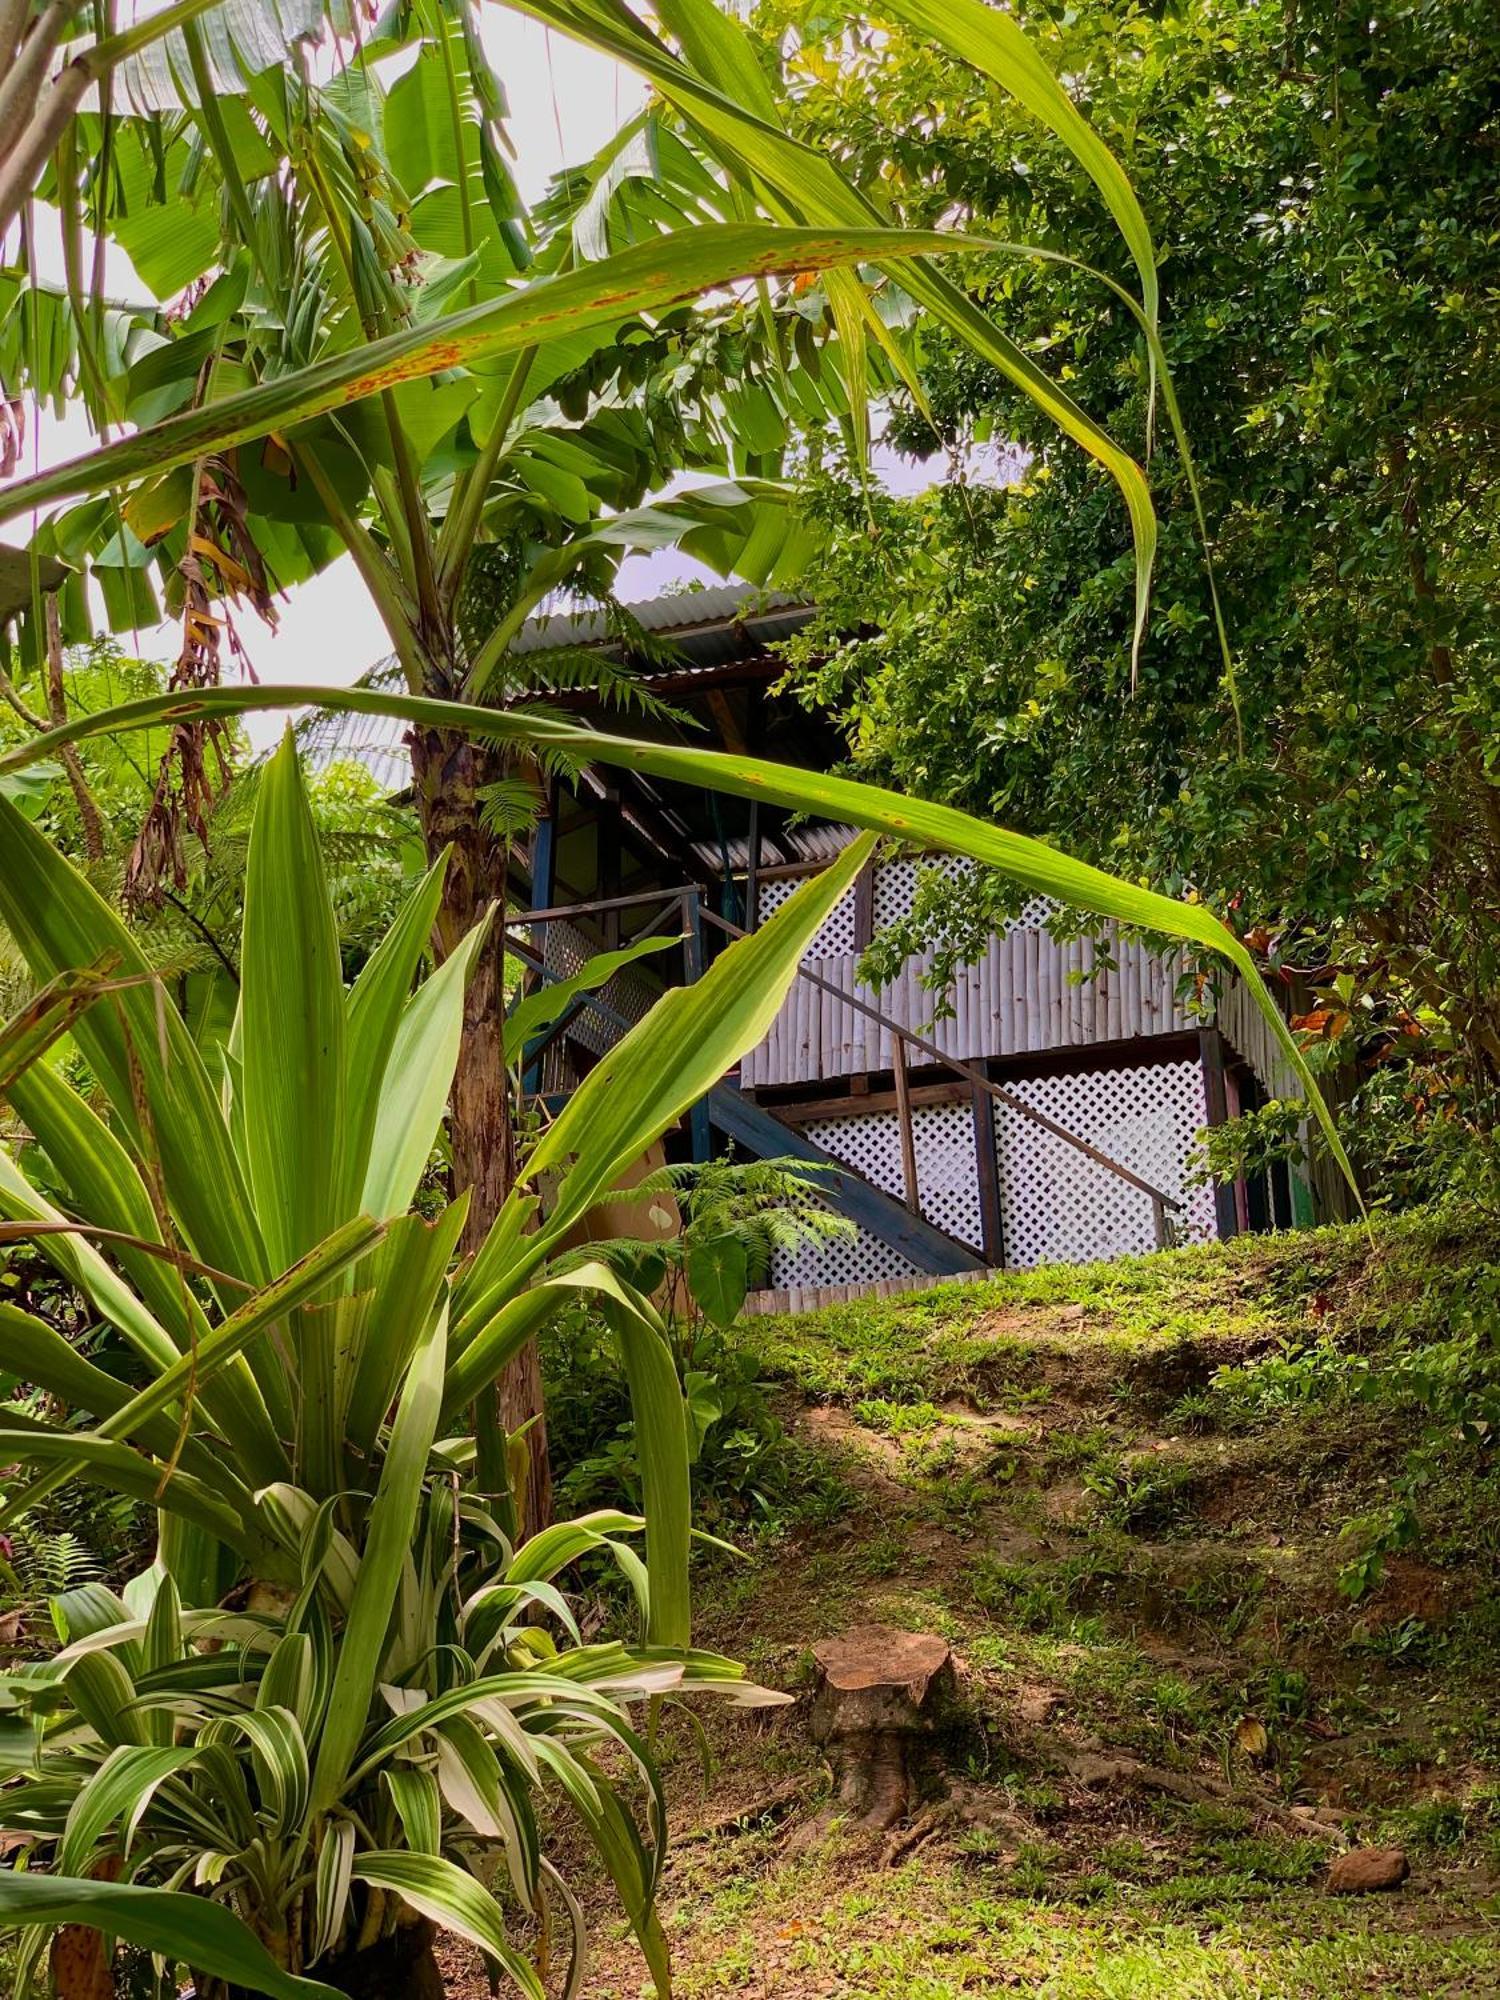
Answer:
[766,1099,984,1290]
[536,920,660,1060]
[872,856,1050,936]
[769,1211,921,1292]
[756,874,857,957]
[993,1060,1218,1267]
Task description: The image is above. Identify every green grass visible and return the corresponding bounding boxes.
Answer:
[573,1209,1500,1998]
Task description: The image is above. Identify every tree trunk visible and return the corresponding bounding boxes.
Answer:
[222,1920,445,2000]
[410,724,553,1538]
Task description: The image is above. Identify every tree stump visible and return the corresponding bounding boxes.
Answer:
[808,1625,955,1829]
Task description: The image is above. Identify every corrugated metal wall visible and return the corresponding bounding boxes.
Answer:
[743,863,1196,1088]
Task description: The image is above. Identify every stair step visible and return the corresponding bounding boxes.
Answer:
[709,1084,986,1279]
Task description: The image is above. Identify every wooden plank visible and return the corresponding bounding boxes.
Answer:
[852,858,876,955]
[971,1084,1005,1267]
[769,1080,967,1124]
[1198,1025,1240,1241]
[892,1042,920,1212]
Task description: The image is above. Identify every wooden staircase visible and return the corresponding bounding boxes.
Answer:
[708,1083,986,1278]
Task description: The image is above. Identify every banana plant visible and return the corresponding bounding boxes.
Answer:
[0,0,1179,1529]
[0,733,874,1996]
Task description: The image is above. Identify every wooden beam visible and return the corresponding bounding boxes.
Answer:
[971,1085,1005,1267]
[745,798,761,932]
[768,1080,967,1124]
[705,686,748,754]
[891,1039,920,1212]
[1198,1025,1240,1241]
[852,857,875,955]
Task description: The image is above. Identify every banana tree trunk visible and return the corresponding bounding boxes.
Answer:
[410,724,553,1538]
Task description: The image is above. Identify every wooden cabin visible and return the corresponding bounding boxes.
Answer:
[321,585,1316,1304]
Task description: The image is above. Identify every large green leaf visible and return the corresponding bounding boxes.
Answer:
[241,732,347,1270]
[0,793,269,1294]
[4,1063,287,1481]
[466,480,828,695]
[0,685,1356,1193]
[0,1871,344,2000]
[525,836,877,1247]
[345,1203,469,1456]
[361,910,492,1220]
[598,1285,692,1649]
[57,1743,199,1877]
[310,1303,447,1815]
[344,848,451,1213]
[504,0,1158,660]
[875,0,1157,329]
[72,1216,383,1478]
[0,226,989,526]
[0,1420,261,1555]
[350,1854,544,1999]
[0,1301,245,1493]
[503,933,678,1060]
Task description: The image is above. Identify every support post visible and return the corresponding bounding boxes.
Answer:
[1198,1025,1240,1241]
[970,1083,1005,1267]
[684,888,712,1163]
[521,799,557,1099]
[745,798,761,932]
[891,1036,920,1213]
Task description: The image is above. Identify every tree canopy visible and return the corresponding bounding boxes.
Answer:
[761,0,1500,1177]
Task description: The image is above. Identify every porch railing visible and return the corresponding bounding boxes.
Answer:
[504,882,1184,1256]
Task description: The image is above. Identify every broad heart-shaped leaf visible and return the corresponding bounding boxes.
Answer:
[241,732,347,1270]
[0,225,991,526]
[685,1231,749,1330]
[0,1871,344,2000]
[0,686,1356,1196]
[0,791,268,1292]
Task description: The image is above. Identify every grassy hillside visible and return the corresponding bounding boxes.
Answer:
[484,1211,1500,1997]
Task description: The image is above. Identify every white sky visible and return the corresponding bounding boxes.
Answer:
[17,13,989,750]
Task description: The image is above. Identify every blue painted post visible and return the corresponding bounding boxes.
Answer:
[684,887,712,1163]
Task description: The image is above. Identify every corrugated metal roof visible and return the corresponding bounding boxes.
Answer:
[512,584,812,656]
[513,583,813,666]
[298,585,816,785]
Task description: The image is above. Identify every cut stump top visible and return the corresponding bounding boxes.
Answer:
[812,1625,952,1705]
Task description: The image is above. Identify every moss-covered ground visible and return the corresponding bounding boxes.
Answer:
[490,1213,1500,1997]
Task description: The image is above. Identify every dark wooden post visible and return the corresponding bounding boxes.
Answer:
[1198,1025,1240,1241]
[684,888,712,1163]
[521,801,557,1100]
[745,799,761,932]
[891,1034,920,1212]
[852,854,876,957]
[970,1083,1005,1267]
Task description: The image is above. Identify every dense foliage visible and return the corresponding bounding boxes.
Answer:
[761,0,1500,1191]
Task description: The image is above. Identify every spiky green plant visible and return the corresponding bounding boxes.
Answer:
[0,734,869,1997]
